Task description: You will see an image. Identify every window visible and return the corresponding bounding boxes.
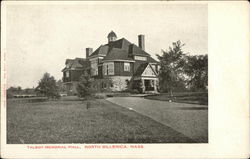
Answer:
[66,63,70,68]
[98,57,103,63]
[124,62,130,71]
[90,58,98,76]
[107,62,114,75]
[134,56,147,61]
[103,62,114,75]
[103,63,107,75]
[66,71,69,77]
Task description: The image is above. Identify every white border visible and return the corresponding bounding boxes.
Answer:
[1,1,249,158]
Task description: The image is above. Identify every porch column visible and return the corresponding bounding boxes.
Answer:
[153,80,157,92]
[141,79,145,93]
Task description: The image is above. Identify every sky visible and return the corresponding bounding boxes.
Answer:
[5,3,207,88]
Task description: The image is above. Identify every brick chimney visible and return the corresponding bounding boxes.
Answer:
[138,34,145,50]
[86,48,93,59]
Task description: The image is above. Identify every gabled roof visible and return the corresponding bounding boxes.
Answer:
[134,63,149,76]
[134,63,158,77]
[62,58,90,72]
[90,45,109,57]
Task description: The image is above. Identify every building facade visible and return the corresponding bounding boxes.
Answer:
[62,31,159,95]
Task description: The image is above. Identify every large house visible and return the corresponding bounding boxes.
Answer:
[62,31,160,95]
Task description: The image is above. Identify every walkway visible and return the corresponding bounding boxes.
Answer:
[106,97,208,142]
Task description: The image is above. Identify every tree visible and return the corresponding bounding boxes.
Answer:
[157,40,187,94]
[56,79,66,92]
[76,74,93,98]
[36,72,59,98]
[184,54,208,91]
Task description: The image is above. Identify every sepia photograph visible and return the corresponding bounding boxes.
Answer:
[5,3,208,144]
[2,1,249,159]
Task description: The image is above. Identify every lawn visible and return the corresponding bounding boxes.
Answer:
[7,97,194,144]
[145,92,208,105]
[107,97,208,143]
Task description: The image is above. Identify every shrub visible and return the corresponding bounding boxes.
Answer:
[36,73,59,98]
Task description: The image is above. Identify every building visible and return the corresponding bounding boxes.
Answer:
[62,31,159,95]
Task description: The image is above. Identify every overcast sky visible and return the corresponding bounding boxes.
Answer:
[5,3,207,88]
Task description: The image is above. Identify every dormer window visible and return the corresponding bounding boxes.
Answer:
[66,63,70,68]
[66,71,69,77]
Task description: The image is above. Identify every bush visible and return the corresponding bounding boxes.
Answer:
[36,73,59,98]
[76,74,93,98]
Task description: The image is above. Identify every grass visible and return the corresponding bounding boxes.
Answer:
[145,92,208,105]
[7,98,194,144]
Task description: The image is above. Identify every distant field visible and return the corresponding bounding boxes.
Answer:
[7,98,194,144]
[145,92,208,105]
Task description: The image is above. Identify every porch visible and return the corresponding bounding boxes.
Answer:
[133,77,158,93]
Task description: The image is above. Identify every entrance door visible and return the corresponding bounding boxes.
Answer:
[144,80,154,91]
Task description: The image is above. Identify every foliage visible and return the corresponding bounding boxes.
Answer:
[183,55,208,90]
[157,40,208,93]
[157,40,187,93]
[76,74,94,98]
[56,79,66,92]
[103,77,114,92]
[7,86,22,93]
[36,72,59,98]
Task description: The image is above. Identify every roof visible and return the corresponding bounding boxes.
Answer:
[107,31,117,38]
[62,58,90,72]
[89,38,151,57]
[134,63,158,76]
[90,45,109,57]
[103,48,133,61]
[109,38,132,50]
[89,37,159,64]
[128,44,150,56]
[147,56,159,64]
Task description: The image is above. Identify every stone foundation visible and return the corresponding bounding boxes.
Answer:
[93,76,132,92]
[109,76,132,91]
[63,76,158,94]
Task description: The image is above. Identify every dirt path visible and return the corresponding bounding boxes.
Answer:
[107,97,208,142]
